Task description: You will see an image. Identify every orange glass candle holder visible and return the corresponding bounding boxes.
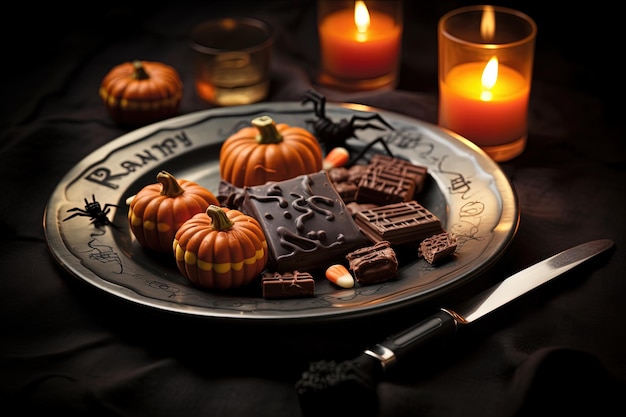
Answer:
[317,0,403,91]
[438,5,537,162]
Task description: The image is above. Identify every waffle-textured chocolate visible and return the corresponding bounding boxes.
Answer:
[261,271,315,299]
[241,170,370,273]
[418,232,457,264]
[354,201,443,245]
[346,241,398,285]
[356,163,415,205]
[368,154,428,194]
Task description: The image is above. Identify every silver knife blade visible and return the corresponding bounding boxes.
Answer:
[363,239,615,370]
[451,238,615,323]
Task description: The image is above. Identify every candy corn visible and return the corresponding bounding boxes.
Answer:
[325,264,354,288]
[323,147,350,170]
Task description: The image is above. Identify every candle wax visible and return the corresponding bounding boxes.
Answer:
[319,9,401,79]
[439,62,529,146]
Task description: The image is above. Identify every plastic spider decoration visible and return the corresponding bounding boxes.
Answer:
[63,194,119,228]
[301,89,395,166]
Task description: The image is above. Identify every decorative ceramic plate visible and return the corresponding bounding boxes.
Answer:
[43,102,518,323]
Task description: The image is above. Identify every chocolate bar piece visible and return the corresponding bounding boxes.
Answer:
[356,163,415,205]
[332,181,358,202]
[327,164,370,204]
[354,201,443,245]
[368,154,428,194]
[418,232,457,264]
[326,166,350,183]
[347,164,369,183]
[346,241,398,285]
[241,170,371,273]
[262,271,315,299]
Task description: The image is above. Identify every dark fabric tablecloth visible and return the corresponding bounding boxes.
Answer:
[2,1,624,416]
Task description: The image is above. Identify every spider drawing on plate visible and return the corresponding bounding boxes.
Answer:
[63,194,120,228]
[301,89,395,166]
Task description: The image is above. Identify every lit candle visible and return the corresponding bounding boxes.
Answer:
[438,5,536,161]
[318,1,402,80]
[439,58,529,146]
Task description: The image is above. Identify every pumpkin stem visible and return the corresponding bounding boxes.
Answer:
[132,60,150,80]
[157,171,185,198]
[207,205,234,231]
[253,116,283,144]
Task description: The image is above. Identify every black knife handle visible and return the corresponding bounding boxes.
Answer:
[365,309,459,370]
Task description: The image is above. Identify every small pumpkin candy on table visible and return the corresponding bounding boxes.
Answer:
[219,115,323,187]
[99,59,183,126]
[127,170,219,253]
[173,205,269,291]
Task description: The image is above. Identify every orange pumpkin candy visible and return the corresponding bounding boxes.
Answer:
[173,205,268,290]
[219,115,323,187]
[99,60,183,126]
[128,170,219,253]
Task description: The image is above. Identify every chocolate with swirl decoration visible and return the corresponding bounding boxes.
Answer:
[241,170,370,273]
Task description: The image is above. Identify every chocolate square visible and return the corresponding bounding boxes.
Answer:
[368,154,428,194]
[262,271,315,299]
[241,170,370,273]
[356,163,415,205]
[354,201,443,245]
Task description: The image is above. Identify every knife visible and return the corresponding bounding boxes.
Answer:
[295,239,615,412]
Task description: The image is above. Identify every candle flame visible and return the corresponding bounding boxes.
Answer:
[480,57,499,101]
[354,1,370,34]
[480,5,495,41]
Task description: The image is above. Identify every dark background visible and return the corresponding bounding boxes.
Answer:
[3,1,617,125]
[2,1,624,416]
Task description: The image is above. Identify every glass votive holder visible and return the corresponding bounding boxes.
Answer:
[317,0,403,91]
[190,17,274,106]
[438,5,537,162]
